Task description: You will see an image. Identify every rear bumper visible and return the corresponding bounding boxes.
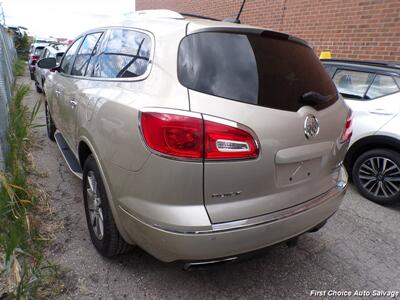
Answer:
[119,167,348,262]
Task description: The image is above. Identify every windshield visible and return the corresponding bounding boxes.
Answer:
[178,31,337,112]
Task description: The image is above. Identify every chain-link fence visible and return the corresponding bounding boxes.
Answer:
[0,25,17,170]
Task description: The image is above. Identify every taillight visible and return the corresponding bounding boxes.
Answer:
[204,118,258,159]
[340,111,353,143]
[140,112,203,159]
[31,55,40,65]
[140,111,259,161]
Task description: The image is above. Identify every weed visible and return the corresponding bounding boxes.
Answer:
[13,60,26,77]
[0,84,60,299]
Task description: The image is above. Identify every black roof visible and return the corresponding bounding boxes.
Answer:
[321,59,400,71]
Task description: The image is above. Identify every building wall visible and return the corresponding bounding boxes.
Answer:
[136,0,400,61]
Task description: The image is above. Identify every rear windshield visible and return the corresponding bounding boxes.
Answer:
[178,32,337,112]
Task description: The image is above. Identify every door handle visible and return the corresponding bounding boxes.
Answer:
[55,90,61,97]
[70,99,78,109]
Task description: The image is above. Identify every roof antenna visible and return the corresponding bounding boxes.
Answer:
[223,0,246,24]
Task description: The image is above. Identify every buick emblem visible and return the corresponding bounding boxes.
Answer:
[304,115,320,139]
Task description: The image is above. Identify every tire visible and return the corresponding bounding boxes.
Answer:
[45,102,56,141]
[83,155,132,257]
[352,148,400,205]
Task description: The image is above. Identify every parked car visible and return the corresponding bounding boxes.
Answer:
[34,44,67,93]
[322,59,400,204]
[38,10,350,266]
[28,42,48,80]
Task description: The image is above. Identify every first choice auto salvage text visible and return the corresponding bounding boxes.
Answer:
[310,290,399,298]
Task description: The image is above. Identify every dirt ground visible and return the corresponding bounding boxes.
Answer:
[22,73,400,299]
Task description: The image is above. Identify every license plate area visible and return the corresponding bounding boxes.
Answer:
[276,158,322,187]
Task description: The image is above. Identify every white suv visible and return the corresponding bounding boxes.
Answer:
[323,59,400,204]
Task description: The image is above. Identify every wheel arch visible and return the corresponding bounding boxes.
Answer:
[345,135,400,178]
[77,137,135,245]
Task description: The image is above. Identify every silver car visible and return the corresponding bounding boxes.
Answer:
[323,59,400,204]
[34,44,67,93]
[38,10,350,266]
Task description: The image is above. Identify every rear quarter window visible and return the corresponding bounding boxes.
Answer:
[178,31,337,112]
[93,29,152,79]
[366,74,399,99]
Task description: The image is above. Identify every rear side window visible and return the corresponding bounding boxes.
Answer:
[333,69,374,99]
[40,49,48,59]
[71,32,103,76]
[366,74,399,99]
[93,29,151,78]
[56,53,64,64]
[60,37,83,74]
[178,32,337,112]
[34,47,44,56]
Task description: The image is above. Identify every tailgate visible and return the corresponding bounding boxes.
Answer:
[178,29,350,223]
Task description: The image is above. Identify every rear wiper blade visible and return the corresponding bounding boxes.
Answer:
[301,91,335,106]
[338,92,363,100]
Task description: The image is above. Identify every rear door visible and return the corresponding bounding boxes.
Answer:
[54,36,83,147]
[179,30,349,223]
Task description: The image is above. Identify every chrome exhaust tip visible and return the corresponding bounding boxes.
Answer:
[183,256,238,271]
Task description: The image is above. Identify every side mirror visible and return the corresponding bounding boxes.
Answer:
[37,57,57,69]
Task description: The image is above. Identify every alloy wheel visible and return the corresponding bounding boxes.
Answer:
[86,171,104,240]
[358,156,400,198]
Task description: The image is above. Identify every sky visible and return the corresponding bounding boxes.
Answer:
[1,0,135,39]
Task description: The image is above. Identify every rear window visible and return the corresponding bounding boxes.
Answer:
[178,32,337,112]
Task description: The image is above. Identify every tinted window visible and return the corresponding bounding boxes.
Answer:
[333,69,374,99]
[366,75,399,99]
[60,37,83,74]
[71,32,103,76]
[178,32,337,112]
[93,29,151,78]
[56,53,64,64]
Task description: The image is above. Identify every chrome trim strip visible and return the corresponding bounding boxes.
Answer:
[211,180,346,232]
[123,167,348,234]
[140,107,203,119]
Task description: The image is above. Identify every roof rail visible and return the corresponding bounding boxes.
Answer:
[134,9,184,20]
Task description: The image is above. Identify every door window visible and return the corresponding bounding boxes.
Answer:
[333,69,375,99]
[60,37,83,74]
[366,75,399,99]
[93,29,151,78]
[71,32,103,76]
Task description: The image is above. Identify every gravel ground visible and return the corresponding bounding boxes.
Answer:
[21,74,400,299]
